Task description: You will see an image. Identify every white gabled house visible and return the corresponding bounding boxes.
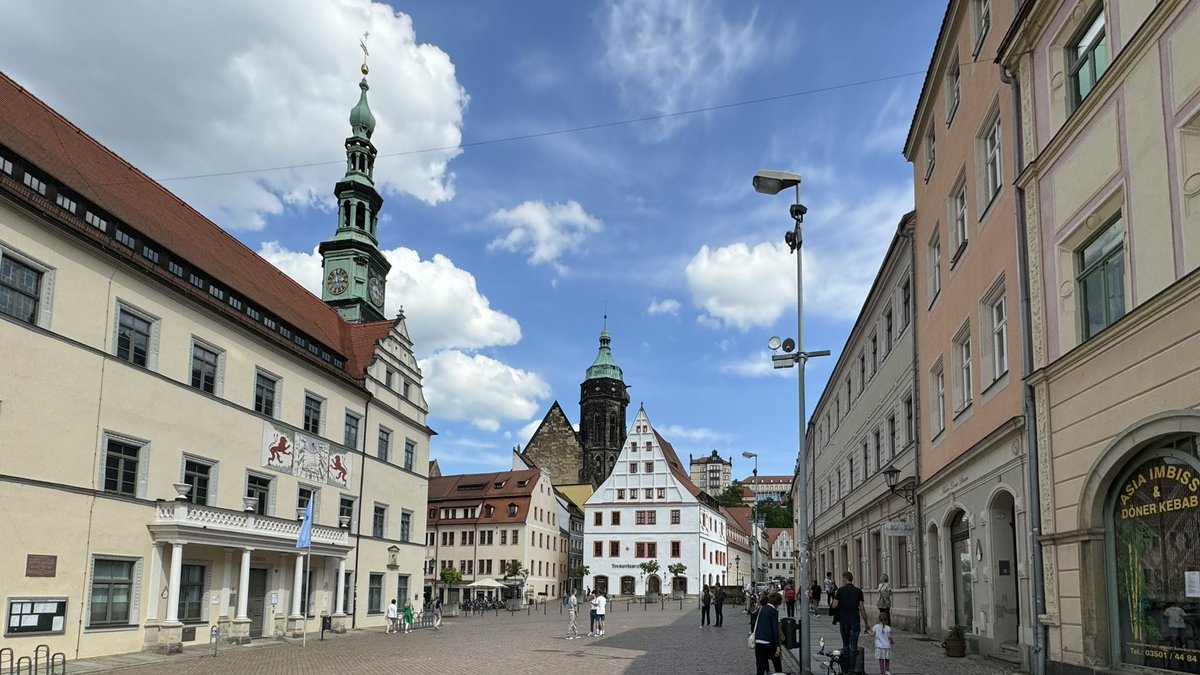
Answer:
[583,407,727,597]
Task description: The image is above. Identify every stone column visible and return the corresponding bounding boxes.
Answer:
[287,553,306,637]
[145,543,163,622]
[157,542,184,654]
[230,548,253,644]
[332,557,348,633]
[217,550,232,639]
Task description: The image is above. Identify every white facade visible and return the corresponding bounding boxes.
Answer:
[767,529,796,582]
[583,408,727,597]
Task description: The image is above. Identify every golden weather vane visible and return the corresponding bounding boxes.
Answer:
[359,31,370,75]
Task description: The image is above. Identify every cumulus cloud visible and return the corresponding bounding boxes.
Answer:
[656,424,730,445]
[686,187,914,328]
[600,0,763,137]
[420,351,550,432]
[487,200,602,271]
[259,243,520,353]
[0,0,467,230]
[647,298,682,316]
[720,351,792,378]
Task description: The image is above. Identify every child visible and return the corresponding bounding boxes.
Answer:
[867,612,894,675]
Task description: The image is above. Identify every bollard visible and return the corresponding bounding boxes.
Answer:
[661,597,665,611]
[543,603,547,615]
[210,625,219,656]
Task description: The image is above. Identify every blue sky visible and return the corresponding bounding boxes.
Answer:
[0,1,944,479]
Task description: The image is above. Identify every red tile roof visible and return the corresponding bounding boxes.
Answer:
[0,72,394,380]
[427,469,544,526]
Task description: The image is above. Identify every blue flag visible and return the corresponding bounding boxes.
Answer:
[297,500,313,550]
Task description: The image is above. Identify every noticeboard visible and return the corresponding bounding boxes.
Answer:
[5,598,68,636]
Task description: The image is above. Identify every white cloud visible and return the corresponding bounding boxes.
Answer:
[647,298,682,316]
[656,424,730,445]
[516,419,542,446]
[420,351,550,432]
[487,200,602,271]
[685,186,914,328]
[720,351,792,378]
[0,0,467,230]
[600,0,763,137]
[686,241,794,330]
[259,243,520,353]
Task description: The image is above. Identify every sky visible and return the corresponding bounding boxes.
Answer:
[0,1,945,480]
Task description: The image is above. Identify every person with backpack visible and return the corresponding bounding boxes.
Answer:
[832,571,869,671]
[783,583,797,618]
[700,584,712,627]
[824,572,837,607]
[713,586,726,627]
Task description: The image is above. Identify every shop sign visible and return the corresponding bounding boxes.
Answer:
[881,521,915,537]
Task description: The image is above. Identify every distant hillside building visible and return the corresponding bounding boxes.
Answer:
[522,326,629,487]
[689,450,733,495]
[743,475,792,504]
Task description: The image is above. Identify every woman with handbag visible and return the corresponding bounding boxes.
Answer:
[876,574,893,623]
[749,592,783,675]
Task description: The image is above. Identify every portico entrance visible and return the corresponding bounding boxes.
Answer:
[248,568,268,638]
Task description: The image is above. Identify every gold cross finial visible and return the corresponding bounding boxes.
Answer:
[359,32,370,75]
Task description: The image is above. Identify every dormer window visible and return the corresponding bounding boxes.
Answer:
[516,479,528,488]
[494,481,506,489]
[485,505,495,518]
[507,503,518,517]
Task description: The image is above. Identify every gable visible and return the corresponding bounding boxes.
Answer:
[522,401,584,487]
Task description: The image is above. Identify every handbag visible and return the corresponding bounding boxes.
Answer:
[747,617,758,650]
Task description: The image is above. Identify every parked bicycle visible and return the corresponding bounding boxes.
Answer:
[817,636,843,674]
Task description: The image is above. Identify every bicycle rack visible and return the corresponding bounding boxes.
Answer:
[1,644,68,675]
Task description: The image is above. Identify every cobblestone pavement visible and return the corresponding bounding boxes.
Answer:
[68,602,1027,675]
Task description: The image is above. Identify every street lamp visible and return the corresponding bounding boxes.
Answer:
[754,169,829,674]
[741,451,763,583]
[882,465,916,505]
[742,451,758,477]
[735,555,742,586]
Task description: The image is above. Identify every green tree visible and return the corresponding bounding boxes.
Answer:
[756,498,794,529]
[716,481,745,508]
[667,563,688,577]
[439,567,463,587]
[572,565,590,580]
[501,560,527,580]
[638,560,661,576]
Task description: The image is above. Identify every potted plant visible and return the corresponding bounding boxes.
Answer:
[944,625,967,657]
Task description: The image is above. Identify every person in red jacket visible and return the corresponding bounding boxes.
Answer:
[783,583,797,618]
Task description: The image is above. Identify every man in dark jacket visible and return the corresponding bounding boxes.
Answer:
[753,592,784,675]
[831,571,869,656]
[713,586,726,626]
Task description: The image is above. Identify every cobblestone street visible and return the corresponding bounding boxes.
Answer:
[66,602,1026,675]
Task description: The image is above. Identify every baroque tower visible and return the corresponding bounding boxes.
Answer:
[319,63,391,323]
[579,323,629,486]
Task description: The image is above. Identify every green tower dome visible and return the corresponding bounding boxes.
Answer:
[349,77,376,139]
[585,327,624,382]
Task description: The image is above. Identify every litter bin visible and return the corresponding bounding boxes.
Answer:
[779,617,800,649]
[321,616,332,631]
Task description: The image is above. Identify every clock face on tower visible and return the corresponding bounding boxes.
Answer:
[368,276,384,307]
[326,268,349,295]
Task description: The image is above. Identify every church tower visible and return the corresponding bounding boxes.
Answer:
[319,62,391,323]
[579,323,629,486]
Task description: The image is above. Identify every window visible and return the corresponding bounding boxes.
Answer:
[178,564,205,621]
[954,327,973,412]
[982,115,1002,205]
[85,210,108,232]
[297,486,317,515]
[89,559,135,626]
[951,182,968,253]
[254,372,278,417]
[884,309,893,353]
[904,395,915,445]
[870,333,878,376]
[594,541,603,557]
[927,231,942,301]
[190,342,220,394]
[343,413,360,449]
[925,127,936,180]
[501,530,508,545]
[188,272,205,289]
[644,488,653,499]
[115,230,135,249]
[609,541,619,557]
[671,541,681,558]
[142,244,160,264]
[373,505,386,538]
[1078,218,1125,340]
[644,461,653,473]
[103,438,142,497]
[616,488,625,500]
[900,279,911,328]
[168,260,184,277]
[208,285,225,301]
[115,307,153,367]
[848,457,855,491]
[508,504,518,517]
[400,512,412,542]
[898,537,910,587]
[1070,10,1108,109]
[246,474,272,515]
[402,381,412,399]
[657,487,666,499]
[873,429,882,474]
[946,60,961,123]
[303,394,323,434]
[368,573,383,613]
[0,254,44,325]
[377,428,391,462]
[973,0,992,55]
[629,462,638,474]
[984,283,1009,380]
[932,360,946,434]
[858,353,866,392]
[55,192,77,213]
[183,458,213,505]
[0,156,11,174]
[612,511,621,525]
[22,171,46,195]
[886,415,897,461]
[635,542,658,558]
[403,440,415,471]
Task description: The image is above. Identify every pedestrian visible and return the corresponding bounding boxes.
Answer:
[784,583,797,618]
[700,585,712,627]
[751,592,784,675]
[824,572,836,607]
[588,591,598,636]
[809,580,822,616]
[831,571,868,657]
[748,590,760,631]
[386,598,398,634]
[876,574,893,624]
[594,591,607,636]
[403,594,416,634]
[867,611,894,675]
[714,585,726,627]
[565,589,580,639]
[432,596,442,630]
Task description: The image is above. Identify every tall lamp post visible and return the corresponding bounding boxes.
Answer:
[742,451,762,582]
[755,170,830,675]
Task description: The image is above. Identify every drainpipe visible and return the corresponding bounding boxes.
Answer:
[1000,61,1048,675]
